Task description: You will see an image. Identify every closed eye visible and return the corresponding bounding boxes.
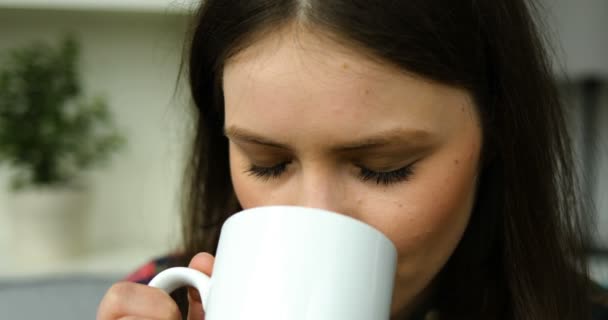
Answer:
[246,161,416,186]
[357,163,416,186]
[245,161,291,181]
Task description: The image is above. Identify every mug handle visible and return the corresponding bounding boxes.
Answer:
[148,267,212,311]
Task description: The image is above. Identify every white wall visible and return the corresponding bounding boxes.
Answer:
[0,8,192,275]
[545,0,608,78]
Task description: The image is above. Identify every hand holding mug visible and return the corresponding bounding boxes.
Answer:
[96,253,215,320]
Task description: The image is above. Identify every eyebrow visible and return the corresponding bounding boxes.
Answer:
[224,126,435,152]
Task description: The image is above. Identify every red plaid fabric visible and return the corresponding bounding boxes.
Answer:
[125,254,184,285]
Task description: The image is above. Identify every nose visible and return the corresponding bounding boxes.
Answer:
[292,164,351,215]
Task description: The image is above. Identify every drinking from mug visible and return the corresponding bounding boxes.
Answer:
[96,0,597,319]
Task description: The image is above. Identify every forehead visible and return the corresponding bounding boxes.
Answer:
[223,26,408,103]
[222,26,477,145]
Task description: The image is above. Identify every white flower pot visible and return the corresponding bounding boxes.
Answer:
[8,187,89,265]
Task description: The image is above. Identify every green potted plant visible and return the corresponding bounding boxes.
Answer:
[0,36,125,263]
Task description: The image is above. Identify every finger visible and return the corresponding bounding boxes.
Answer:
[97,282,181,320]
[187,287,205,320]
[187,252,215,320]
[189,252,215,276]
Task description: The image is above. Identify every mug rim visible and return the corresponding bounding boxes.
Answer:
[224,205,398,253]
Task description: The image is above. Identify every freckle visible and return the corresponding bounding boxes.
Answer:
[342,63,349,69]
[398,204,403,208]
[364,89,370,95]
[454,159,459,165]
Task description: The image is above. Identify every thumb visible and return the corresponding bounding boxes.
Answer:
[187,252,215,320]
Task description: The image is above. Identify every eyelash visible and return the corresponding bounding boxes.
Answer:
[246,161,291,181]
[245,161,415,186]
[358,165,415,185]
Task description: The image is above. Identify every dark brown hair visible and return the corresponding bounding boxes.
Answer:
[177,1,591,319]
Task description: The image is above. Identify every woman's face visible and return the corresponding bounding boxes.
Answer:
[223,26,483,316]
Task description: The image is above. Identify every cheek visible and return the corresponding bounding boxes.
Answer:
[381,135,481,257]
[373,145,480,313]
[389,167,476,258]
[354,147,478,254]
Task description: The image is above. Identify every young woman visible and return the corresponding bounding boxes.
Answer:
[97,1,608,319]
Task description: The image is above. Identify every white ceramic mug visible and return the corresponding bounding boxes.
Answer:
[149,205,397,319]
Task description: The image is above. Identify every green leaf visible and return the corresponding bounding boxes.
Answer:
[0,35,126,189]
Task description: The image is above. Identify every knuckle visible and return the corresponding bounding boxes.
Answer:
[106,282,135,305]
[97,282,135,319]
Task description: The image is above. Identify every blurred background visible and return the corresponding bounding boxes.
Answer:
[0,0,606,318]
[0,1,193,318]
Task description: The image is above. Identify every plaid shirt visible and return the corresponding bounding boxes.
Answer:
[125,254,184,285]
[127,255,608,319]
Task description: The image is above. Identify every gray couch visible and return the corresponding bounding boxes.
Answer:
[0,274,119,319]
